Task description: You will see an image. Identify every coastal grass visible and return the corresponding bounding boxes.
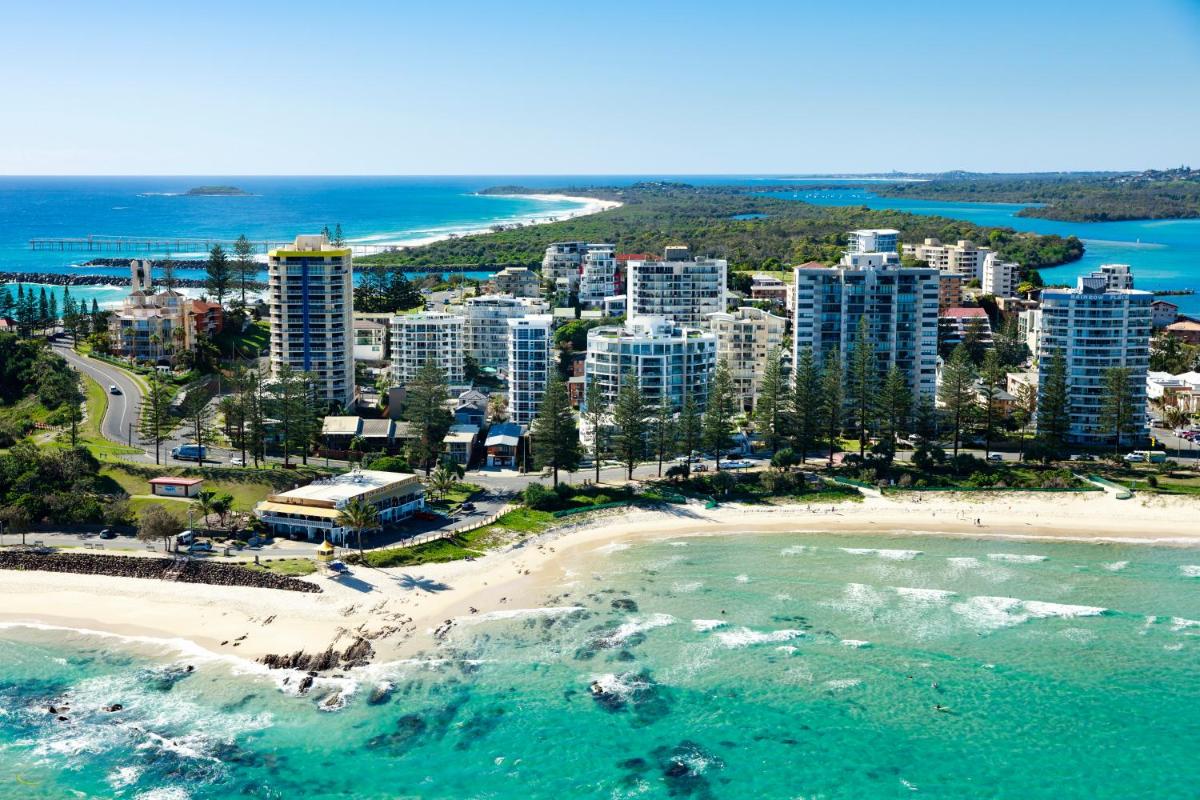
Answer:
[350,507,555,568]
[99,463,311,510]
[355,538,484,568]
[247,558,317,577]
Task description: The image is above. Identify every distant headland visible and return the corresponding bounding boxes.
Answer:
[185,185,250,196]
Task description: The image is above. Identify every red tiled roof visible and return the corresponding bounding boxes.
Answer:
[943,307,988,318]
[617,253,656,262]
[191,300,222,312]
[796,261,828,269]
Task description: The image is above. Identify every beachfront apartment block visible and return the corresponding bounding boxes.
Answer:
[938,272,964,312]
[847,228,899,255]
[267,235,354,405]
[705,306,787,412]
[792,262,941,398]
[108,260,195,363]
[1036,275,1152,444]
[507,314,554,425]
[1095,263,1134,291]
[750,273,793,312]
[584,316,717,413]
[389,311,464,386]
[901,238,995,283]
[578,244,618,309]
[625,246,727,326]
[463,295,549,373]
[254,469,425,544]
[542,241,588,294]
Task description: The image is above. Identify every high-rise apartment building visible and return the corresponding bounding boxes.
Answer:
[792,262,941,397]
[506,315,554,425]
[389,311,464,386]
[1036,275,1152,444]
[1095,263,1133,291]
[578,244,618,308]
[584,316,717,412]
[267,234,354,405]
[902,238,995,282]
[981,253,1021,297]
[705,307,787,411]
[542,242,588,294]
[625,246,727,326]
[463,295,549,372]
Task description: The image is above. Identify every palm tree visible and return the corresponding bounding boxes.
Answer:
[427,463,459,501]
[149,333,161,363]
[335,497,380,558]
[192,489,217,528]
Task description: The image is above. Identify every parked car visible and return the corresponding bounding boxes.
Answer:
[109,385,121,395]
[1070,454,1095,462]
[328,560,350,575]
[460,502,476,512]
[187,541,213,553]
[175,530,196,547]
[987,453,1004,462]
[692,463,709,473]
[98,528,116,539]
[230,456,245,466]
[1123,453,1145,463]
[723,459,753,469]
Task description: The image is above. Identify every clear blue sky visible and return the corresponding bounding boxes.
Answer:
[3,0,1198,174]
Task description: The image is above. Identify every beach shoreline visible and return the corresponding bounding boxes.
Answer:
[1,491,1196,673]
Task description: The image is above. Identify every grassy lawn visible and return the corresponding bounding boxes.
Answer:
[247,558,317,577]
[1095,465,1200,496]
[356,537,484,568]
[351,507,555,568]
[216,319,270,360]
[99,463,315,511]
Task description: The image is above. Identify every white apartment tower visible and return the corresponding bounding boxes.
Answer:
[792,262,941,398]
[980,253,1021,298]
[584,316,717,412]
[463,295,549,373]
[1095,264,1134,291]
[389,312,465,387]
[847,228,899,255]
[626,246,727,326]
[267,234,354,405]
[705,307,787,412]
[1036,275,1152,444]
[506,314,554,425]
[542,242,588,294]
[902,238,995,282]
[578,244,618,308]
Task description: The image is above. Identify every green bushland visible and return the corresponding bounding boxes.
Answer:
[356,183,1083,272]
[656,470,863,504]
[872,169,1200,222]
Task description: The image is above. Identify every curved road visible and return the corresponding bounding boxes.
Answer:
[54,343,146,452]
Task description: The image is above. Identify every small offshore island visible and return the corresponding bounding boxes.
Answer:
[184,185,250,196]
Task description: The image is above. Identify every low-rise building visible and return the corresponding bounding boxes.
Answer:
[705,306,787,411]
[1164,318,1200,345]
[444,423,481,466]
[485,422,524,468]
[254,469,425,543]
[352,319,388,363]
[1147,371,1200,415]
[487,266,541,298]
[454,389,489,427]
[149,476,204,498]
[750,274,792,312]
[940,307,993,350]
[190,300,224,337]
[1152,300,1179,328]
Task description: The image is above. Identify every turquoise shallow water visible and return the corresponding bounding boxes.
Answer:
[2,532,1198,799]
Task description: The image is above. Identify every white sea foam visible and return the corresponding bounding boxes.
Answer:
[734,574,751,583]
[952,596,1106,630]
[713,627,804,648]
[1164,642,1186,651]
[134,790,192,800]
[988,553,1048,563]
[1180,565,1200,578]
[775,645,799,654]
[692,619,727,632]
[667,541,689,547]
[1101,560,1130,572]
[841,547,922,561]
[780,545,812,556]
[455,606,584,625]
[840,639,871,648]
[946,556,982,569]
[672,581,703,593]
[108,766,143,790]
[824,678,862,690]
[589,671,650,701]
[894,587,957,602]
[593,542,631,555]
[602,613,677,646]
[1170,617,1200,632]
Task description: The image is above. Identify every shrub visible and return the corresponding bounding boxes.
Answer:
[1147,475,1159,488]
[522,482,556,510]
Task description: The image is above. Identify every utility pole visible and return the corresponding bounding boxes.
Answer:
[128,422,133,447]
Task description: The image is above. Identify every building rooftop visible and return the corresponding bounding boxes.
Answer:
[321,416,362,436]
[942,307,989,319]
[148,476,203,486]
[267,469,420,508]
[359,418,394,439]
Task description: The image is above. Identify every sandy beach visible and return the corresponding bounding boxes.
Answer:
[2,491,1197,670]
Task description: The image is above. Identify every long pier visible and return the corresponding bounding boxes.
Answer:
[29,236,402,255]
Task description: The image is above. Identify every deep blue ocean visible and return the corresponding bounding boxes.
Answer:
[2,176,1197,313]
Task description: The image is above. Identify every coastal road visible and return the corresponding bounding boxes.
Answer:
[54,343,146,453]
